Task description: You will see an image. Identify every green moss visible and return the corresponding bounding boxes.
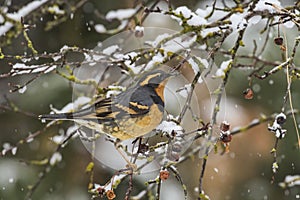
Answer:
[0,48,4,59]
[239,40,245,47]
[234,6,244,13]
[112,179,121,189]
[199,192,210,200]
[85,162,94,172]
[23,30,38,54]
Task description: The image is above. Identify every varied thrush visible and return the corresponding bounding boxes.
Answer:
[39,70,172,140]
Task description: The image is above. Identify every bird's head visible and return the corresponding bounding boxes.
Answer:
[138,70,173,102]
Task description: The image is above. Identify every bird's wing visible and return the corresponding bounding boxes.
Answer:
[111,87,152,118]
[128,88,152,115]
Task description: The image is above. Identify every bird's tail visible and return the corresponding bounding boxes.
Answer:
[39,105,96,121]
[39,113,75,121]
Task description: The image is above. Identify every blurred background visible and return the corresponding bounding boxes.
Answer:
[0,0,299,199]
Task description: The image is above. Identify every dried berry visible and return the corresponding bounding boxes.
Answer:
[276,113,286,125]
[243,88,254,99]
[97,186,105,196]
[135,26,144,38]
[220,133,232,143]
[137,143,149,154]
[220,121,230,132]
[274,37,283,45]
[106,190,116,200]
[160,170,170,181]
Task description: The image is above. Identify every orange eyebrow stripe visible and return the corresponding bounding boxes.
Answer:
[129,102,149,110]
[139,73,160,86]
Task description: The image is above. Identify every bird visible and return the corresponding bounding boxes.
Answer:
[39,70,172,140]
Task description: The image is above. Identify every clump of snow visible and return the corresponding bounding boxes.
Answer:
[66,125,79,136]
[144,53,166,70]
[106,8,137,21]
[2,143,11,156]
[18,86,27,94]
[49,152,62,166]
[279,175,300,188]
[230,13,247,31]
[106,85,125,98]
[135,25,144,32]
[1,143,18,156]
[215,59,232,78]
[52,135,64,144]
[187,14,207,26]
[195,7,212,18]
[123,51,142,74]
[44,65,57,73]
[215,69,225,77]
[272,162,279,173]
[26,136,34,143]
[60,45,69,53]
[188,56,208,83]
[52,125,79,144]
[94,24,107,33]
[11,147,18,155]
[254,0,281,12]
[156,120,184,137]
[92,54,104,62]
[91,174,126,194]
[172,6,208,26]
[201,27,220,38]
[6,0,49,21]
[52,55,62,61]
[173,6,193,18]
[220,59,232,70]
[188,57,200,74]
[11,63,57,76]
[103,45,120,55]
